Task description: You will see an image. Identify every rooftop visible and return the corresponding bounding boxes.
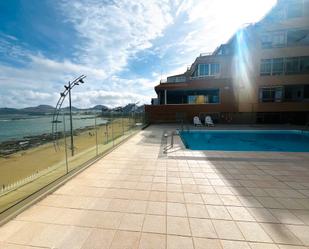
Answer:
[1,124,309,248]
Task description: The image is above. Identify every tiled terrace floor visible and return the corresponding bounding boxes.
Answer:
[1,124,309,249]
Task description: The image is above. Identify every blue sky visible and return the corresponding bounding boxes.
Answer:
[0,0,276,108]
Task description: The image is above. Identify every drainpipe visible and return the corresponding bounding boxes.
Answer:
[164,90,167,105]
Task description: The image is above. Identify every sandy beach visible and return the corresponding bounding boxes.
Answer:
[0,118,135,187]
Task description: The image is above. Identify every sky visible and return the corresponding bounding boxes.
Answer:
[0,0,276,108]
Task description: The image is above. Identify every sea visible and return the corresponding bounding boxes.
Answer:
[0,114,108,142]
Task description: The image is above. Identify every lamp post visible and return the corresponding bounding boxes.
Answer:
[63,78,85,156]
[52,75,86,155]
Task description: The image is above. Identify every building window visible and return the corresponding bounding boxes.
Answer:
[194,63,220,77]
[272,32,286,47]
[188,89,220,104]
[198,64,209,76]
[261,35,272,48]
[286,57,300,74]
[261,32,285,48]
[287,30,309,46]
[260,59,272,75]
[272,58,284,75]
[285,86,304,101]
[259,87,283,102]
[286,3,302,18]
[300,56,309,74]
[210,64,220,75]
[261,56,309,76]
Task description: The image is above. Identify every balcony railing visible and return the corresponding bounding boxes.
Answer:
[0,112,146,214]
[160,76,187,84]
[199,52,213,57]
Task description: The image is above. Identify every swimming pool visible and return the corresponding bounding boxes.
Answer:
[180,130,309,152]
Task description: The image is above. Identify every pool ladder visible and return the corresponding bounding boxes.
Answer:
[163,131,178,154]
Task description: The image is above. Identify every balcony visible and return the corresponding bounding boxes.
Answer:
[160,76,187,84]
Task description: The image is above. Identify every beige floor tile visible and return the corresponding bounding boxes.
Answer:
[286,225,309,246]
[237,196,263,208]
[90,198,111,211]
[183,192,203,204]
[219,195,242,206]
[29,224,72,248]
[106,199,130,212]
[167,235,194,249]
[227,206,255,221]
[127,200,148,214]
[292,210,309,225]
[212,220,244,240]
[167,202,187,217]
[220,240,250,249]
[276,198,306,210]
[256,197,284,209]
[57,226,92,249]
[6,222,48,245]
[278,245,308,249]
[149,191,167,202]
[167,184,183,192]
[81,228,115,249]
[0,221,26,242]
[206,205,232,220]
[249,242,279,249]
[119,213,144,231]
[270,209,304,225]
[167,216,191,236]
[143,215,166,234]
[215,187,234,195]
[194,238,222,249]
[95,211,123,229]
[237,221,272,243]
[152,183,167,191]
[138,233,166,249]
[110,231,140,249]
[199,185,216,194]
[186,204,209,218]
[202,194,223,205]
[247,207,278,223]
[182,184,199,193]
[261,223,302,245]
[147,201,166,215]
[189,218,217,238]
[167,192,185,203]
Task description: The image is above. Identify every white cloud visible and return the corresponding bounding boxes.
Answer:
[0,0,277,108]
[59,0,174,74]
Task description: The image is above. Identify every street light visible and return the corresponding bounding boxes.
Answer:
[52,75,86,156]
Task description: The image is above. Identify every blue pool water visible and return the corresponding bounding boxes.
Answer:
[180,130,309,152]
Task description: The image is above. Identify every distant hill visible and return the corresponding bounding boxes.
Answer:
[22,105,55,113]
[0,107,23,115]
[0,104,144,115]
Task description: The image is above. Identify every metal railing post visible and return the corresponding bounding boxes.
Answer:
[122,111,124,137]
[63,114,69,174]
[95,116,98,156]
[111,112,114,147]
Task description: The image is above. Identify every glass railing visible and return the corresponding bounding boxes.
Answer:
[0,112,146,214]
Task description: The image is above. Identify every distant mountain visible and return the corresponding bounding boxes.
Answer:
[0,107,23,115]
[111,104,144,113]
[0,105,55,115]
[84,105,109,111]
[0,104,144,115]
[22,105,55,113]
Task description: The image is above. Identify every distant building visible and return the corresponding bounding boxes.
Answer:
[146,0,309,124]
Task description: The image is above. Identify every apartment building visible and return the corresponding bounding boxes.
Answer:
[146,0,309,124]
